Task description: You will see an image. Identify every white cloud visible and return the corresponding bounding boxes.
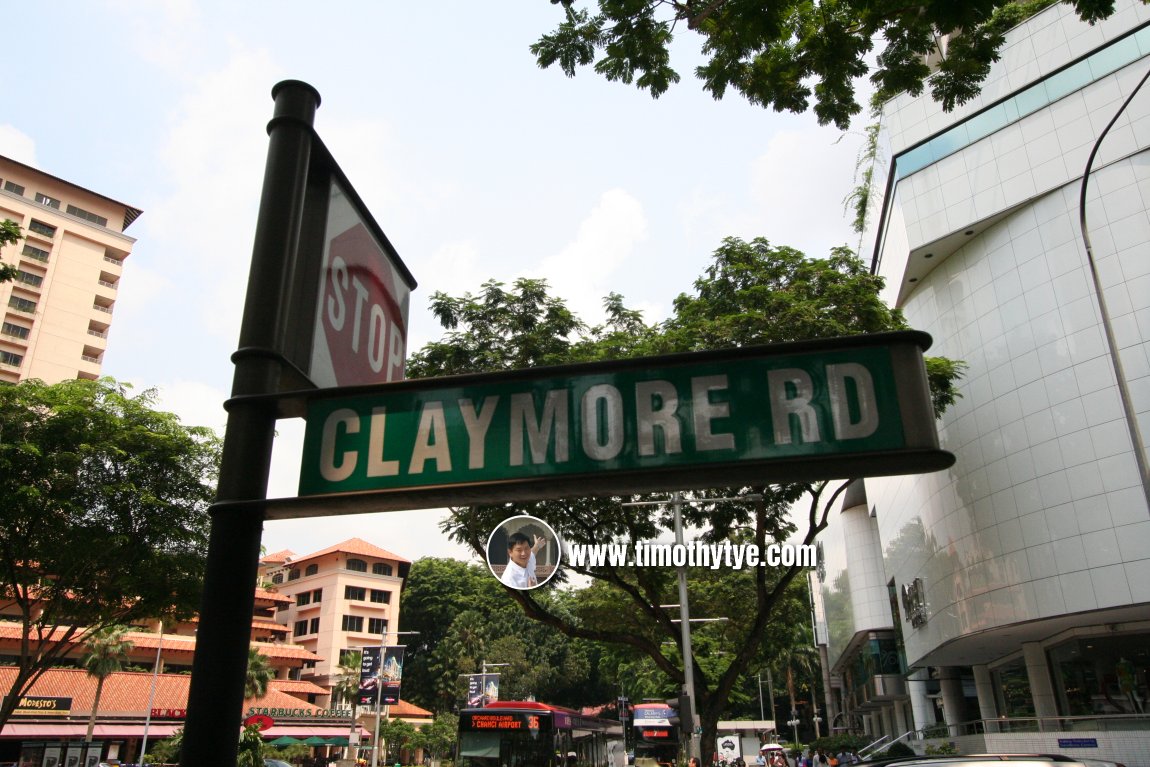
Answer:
[152,379,229,434]
[526,188,648,325]
[0,125,37,166]
[745,127,862,255]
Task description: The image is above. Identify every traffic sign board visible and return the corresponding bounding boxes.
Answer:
[288,331,952,514]
[309,179,411,388]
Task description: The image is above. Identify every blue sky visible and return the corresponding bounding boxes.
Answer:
[3,0,869,562]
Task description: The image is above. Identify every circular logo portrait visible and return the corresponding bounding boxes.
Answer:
[486,516,562,590]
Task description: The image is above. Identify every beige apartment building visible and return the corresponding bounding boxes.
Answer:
[0,153,141,384]
[260,538,411,695]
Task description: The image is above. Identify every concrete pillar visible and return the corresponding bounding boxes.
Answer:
[972,664,998,732]
[939,667,966,735]
[907,669,934,733]
[1022,642,1059,721]
[894,699,909,736]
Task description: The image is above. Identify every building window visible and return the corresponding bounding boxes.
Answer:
[309,617,320,633]
[8,296,36,314]
[21,244,49,262]
[16,271,43,288]
[347,558,367,572]
[66,204,108,227]
[271,573,284,585]
[1,322,29,340]
[3,180,25,196]
[341,615,364,632]
[368,618,388,636]
[312,588,322,602]
[297,591,312,607]
[305,564,318,576]
[345,586,366,601]
[294,619,308,637]
[370,589,390,604]
[288,569,300,581]
[28,220,56,238]
[34,192,60,210]
[372,562,393,576]
[0,351,23,367]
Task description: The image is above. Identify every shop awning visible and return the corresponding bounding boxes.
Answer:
[0,723,183,738]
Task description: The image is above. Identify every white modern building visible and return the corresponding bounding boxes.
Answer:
[814,2,1150,766]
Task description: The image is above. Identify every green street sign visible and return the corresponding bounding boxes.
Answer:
[283,332,952,517]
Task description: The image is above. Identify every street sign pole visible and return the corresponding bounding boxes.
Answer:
[180,80,321,767]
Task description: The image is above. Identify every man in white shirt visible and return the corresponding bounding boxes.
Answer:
[500,531,548,588]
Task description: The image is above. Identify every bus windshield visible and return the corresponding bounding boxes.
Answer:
[458,711,556,767]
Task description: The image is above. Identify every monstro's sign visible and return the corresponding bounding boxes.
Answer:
[292,332,952,513]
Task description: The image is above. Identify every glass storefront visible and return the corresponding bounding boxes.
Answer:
[1048,633,1150,716]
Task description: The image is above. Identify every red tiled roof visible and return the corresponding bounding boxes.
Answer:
[270,679,329,695]
[289,538,410,566]
[252,619,290,634]
[0,625,321,663]
[262,549,296,565]
[388,699,432,718]
[0,668,322,717]
[255,587,294,604]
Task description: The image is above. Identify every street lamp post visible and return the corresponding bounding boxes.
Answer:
[787,710,800,750]
[622,491,757,762]
[139,626,164,764]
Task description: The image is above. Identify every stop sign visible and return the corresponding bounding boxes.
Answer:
[309,180,412,389]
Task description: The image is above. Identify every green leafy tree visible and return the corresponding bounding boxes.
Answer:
[237,722,265,767]
[407,238,962,757]
[0,377,221,732]
[82,625,134,743]
[531,0,1116,129]
[245,646,274,699]
[334,649,364,707]
[0,219,21,282]
[145,728,183,764]
[414,712,459,763]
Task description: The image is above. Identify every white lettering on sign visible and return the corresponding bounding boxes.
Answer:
[410,401,451,474]
[827,363,879,439]
[635,380,682,456]
[326,255,405,378]
[311,367,885,483]
[581,384,625,461]
[691,375,735,451]
[768,368,820,444]
[459,397,499,469]
[510,390,570,466]
[320,408,360,481]
[368,407,401,477]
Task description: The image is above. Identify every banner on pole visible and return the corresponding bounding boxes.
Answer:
[466,674,500,707]
[358,646,405,705]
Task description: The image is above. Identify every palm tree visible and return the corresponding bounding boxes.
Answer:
[333,649,364,707]
[333,650,364,761]
[246,646,274,699]
[82,625,134,743]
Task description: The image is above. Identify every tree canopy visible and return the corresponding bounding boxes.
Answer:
[407,237,962,755]
[0,377,221,731]
[531,0,1119,129]
[399,557,613,713]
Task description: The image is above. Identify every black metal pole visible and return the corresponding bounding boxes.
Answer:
[181,80,321,767]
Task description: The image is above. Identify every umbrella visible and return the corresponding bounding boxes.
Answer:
[327,737,350,746]
[268,736,303,746]
[304,736,329,745]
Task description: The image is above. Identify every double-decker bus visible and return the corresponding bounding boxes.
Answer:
[630,702,680,767]
[458,700,625,767]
